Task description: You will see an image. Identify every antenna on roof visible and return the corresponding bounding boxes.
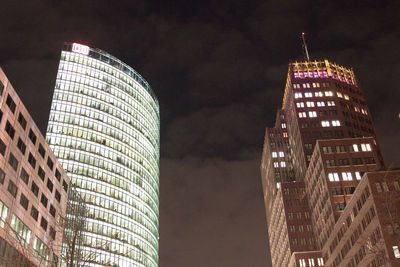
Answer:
[301,32,310,61]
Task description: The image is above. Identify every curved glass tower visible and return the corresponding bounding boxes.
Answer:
[46,43,160,266]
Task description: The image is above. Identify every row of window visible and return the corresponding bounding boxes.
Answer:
[321,120,341,127]
[292,237,314,247]
[322,143,372,155]
[287,211,310,220]
[375,180,400,192]
[289,224,312,233]
[296,100,336,108]
[293,82,330,89]
[298,257,324,267]
[271,151,285,158]
[328,172,363,182]
[326,157,375,167]
[273,161,286,168]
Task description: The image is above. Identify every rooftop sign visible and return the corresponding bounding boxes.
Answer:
[72,43,89,55]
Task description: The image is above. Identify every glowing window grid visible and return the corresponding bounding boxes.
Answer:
[46,47,160,267]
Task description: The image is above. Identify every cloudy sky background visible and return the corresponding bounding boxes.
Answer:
[1,1,399,266]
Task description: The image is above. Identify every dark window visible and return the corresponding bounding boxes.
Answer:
[55,169,61,181]
[365,157,376,164]
[49,204,56,217]
[338,158,350,166]
[40,217,48,231]
[47,157,54,171]
[30,206,39,221]
[28,153,36,169]
[8,152,19,171]
[62,180,68,192]
[345,187,356,195]
[5,121,15,139]
[0,169,5,184]
[46,179,54,193]
[332,188,344,195]
[0,110,2,123]
[0,138,6,155]
[17,113,27,130]
[38,144,45,158]
[38,166,45,181]
[40,194,48,208]
[336,145,346,153]
[50,227,56,240]
[17,138,26,155]
[55,190,61,202]
[31,181,39,197]
[335,202,346,211]
[7,180,18,197]
[326,159,335,167]
[352,158,363,165]
[6,95,16,113]
[19,193,29,210]
[19,167,29,184]
[0,80,3,95]
[28,129,36,145]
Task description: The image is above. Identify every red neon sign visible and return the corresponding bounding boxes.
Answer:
[72,43,89,55]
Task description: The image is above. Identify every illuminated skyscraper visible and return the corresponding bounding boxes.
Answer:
[46,43,160,266]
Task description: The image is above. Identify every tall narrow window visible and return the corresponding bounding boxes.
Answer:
[5,121,15,139]
[18,113,27,130]
[6,95,16,113]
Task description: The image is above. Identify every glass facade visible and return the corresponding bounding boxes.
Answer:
[46,43,160,266]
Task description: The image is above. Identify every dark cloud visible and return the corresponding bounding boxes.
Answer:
[160,157,268,267]
[0,1,399,267]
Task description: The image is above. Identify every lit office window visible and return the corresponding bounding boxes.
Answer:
[309,111,317,118]
[342,172,352,181]
[298,112,307,118]
[295,93,303,99]
[353,144,359,152]
[305,92,313,98]
[321,121,330,127]
[306,101,314,107]
[393,246,400,258]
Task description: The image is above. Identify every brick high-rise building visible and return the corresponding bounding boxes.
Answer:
[260,59,397,267]
[0,68,70,266]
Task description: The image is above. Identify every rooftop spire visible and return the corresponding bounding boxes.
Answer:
[301,32,310,61]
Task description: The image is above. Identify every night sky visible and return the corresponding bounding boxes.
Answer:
[1,1,399,266]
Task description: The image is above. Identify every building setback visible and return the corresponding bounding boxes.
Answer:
[322,170,400,267]
[46,43,160,266]
[0,67,70,266]
[261,59,399,266]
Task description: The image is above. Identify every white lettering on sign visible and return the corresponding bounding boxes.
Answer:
[72,43,89,55]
